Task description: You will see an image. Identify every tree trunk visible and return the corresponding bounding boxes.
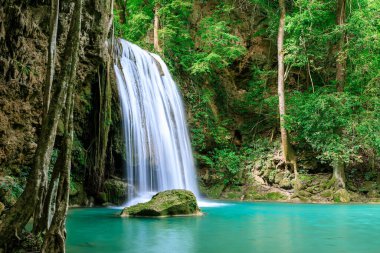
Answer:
[333,159,346,188]
[277,0,299,186]
[33,0,60,234]
[333,0,347,188]
[153,3,162,52]
[336,0,347,92]
[43,0,59,118]
[33,152,62,234]
[41,78,75,253]
[0,0,82,247]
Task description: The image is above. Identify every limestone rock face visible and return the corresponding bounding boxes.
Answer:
[121,190,201,217]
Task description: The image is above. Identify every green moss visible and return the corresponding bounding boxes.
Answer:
[320,190,333,198]
[121,190,201,217]
[325,178,336,189]
[249,192,286,201]
[200,183,225,199]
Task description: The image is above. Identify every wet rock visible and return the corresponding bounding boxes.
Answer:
[279,177,292,189]
[274,171,285,184]
[121,190,201,217]
[334,189,350,203]
[69,182,89,207]
[103,178,133,205]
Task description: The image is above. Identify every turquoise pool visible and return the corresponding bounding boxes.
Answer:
[66,202,380,253]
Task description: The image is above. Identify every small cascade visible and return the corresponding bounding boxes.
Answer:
[114,39,199,206]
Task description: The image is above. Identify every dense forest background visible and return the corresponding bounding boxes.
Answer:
[113,0,379,201]
[0,0,379,251]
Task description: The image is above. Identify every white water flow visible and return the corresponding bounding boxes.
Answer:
[114,39,199,206]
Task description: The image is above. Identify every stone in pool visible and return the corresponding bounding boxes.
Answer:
[120,190,202,217]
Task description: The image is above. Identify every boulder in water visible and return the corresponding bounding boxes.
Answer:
[120,190,202,217]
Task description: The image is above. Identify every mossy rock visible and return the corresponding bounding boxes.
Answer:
[120,190,201,217]
[279,178,292,189]
[333,189,350,203]
[320,189,333,198]
[248,191,286,201]
[359,181,377,194]
[103,178,132,205]
[200,183,225,199]
[298,190,312,198]
[69,182,89,206]
[274,172,285,184]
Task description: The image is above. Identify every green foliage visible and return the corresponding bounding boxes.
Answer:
[112,0,380,190]
[346,0,380,93]
[71,134,87,179]
[0,176,24,206]
[285,0,335,80]
[190,9,247,74]
[287,87,380,167]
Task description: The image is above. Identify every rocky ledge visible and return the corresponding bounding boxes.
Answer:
[120,190,202,217]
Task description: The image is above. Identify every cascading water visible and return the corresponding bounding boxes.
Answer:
[114,39,199,206]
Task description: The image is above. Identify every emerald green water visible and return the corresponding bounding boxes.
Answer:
[66,202,380,253]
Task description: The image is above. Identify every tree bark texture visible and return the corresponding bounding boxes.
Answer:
[0,0,82,248]
[333,159,346,189]
[42,78,75,253]
[33,0,60,231]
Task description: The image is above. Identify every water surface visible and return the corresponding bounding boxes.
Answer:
[66,202,380,253]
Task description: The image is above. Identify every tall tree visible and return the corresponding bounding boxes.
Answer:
[277,0,299,184]
[34,0,60,233]
[333,0,347,188]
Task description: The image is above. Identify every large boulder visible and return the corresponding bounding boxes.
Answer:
[120,190,202,217]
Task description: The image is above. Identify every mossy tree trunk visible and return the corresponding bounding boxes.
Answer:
[41,65,76,253]
[33,0,60,233]
[0,0,82,248]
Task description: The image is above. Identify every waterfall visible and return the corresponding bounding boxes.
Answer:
[114,39,199,206]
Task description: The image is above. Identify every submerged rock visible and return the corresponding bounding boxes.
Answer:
[120,190,202,217]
